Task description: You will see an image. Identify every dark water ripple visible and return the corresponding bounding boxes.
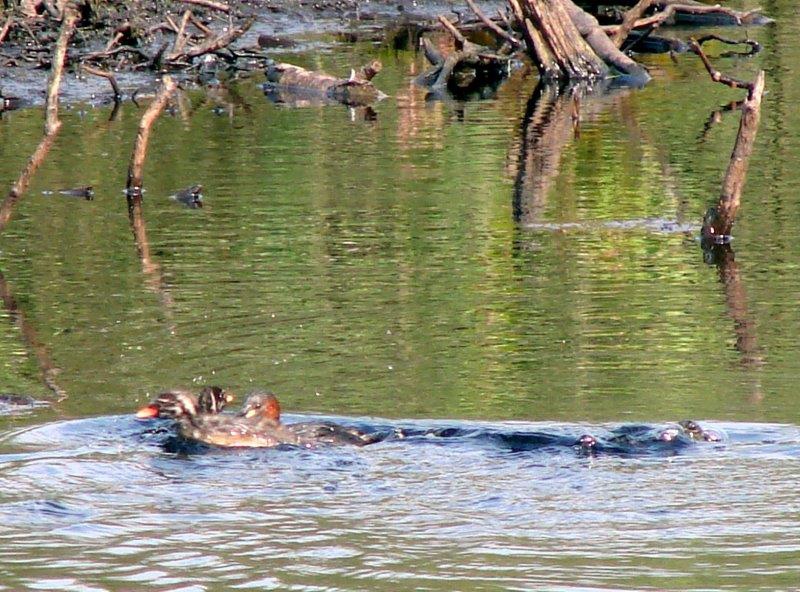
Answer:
[0,416,797,590]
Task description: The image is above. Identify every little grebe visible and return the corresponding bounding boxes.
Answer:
[240,391,379,447]
[136,390,301,448]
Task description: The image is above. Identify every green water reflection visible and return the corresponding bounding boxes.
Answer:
[0,5,798,430]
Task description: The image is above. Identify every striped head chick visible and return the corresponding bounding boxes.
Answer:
[197,386,234,414]
[136,390,199,420]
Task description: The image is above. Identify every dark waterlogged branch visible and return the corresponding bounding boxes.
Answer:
[695,33,761,57]
[690,38,765,240]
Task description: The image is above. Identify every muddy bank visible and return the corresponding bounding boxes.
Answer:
[0,0,468,106]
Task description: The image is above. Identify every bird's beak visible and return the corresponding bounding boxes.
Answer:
[244,408,257,419]
[225,392,235,403]
[136,404,159,419]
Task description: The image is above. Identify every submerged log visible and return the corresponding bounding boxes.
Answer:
[265,61,386,106]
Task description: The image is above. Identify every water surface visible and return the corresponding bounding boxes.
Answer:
[1,0,799,588]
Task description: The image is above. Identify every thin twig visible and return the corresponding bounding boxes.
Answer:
[164,14,181,33]
[612,0,653,48]
[496,8,513,32]
[19,19,40,48]
[170,10,192,59]
[464,0,521,48]
[82,45,151,62]
[81,63,122,100]
[189,13,214,37]
[438,15,466,50]
[689,38,753,90]
[168,17,253,62]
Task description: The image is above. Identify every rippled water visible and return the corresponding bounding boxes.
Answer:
[1,0,800,588]
[2,416,799,590]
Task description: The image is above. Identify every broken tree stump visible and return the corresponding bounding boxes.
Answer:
[509,0,608,81]
[265,61,386,106]
[497,0,650,83]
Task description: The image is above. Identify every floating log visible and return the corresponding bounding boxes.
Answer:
[265,61,386,106]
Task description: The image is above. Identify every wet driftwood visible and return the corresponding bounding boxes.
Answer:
[265,61,386,106]
[418,17,512,96]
